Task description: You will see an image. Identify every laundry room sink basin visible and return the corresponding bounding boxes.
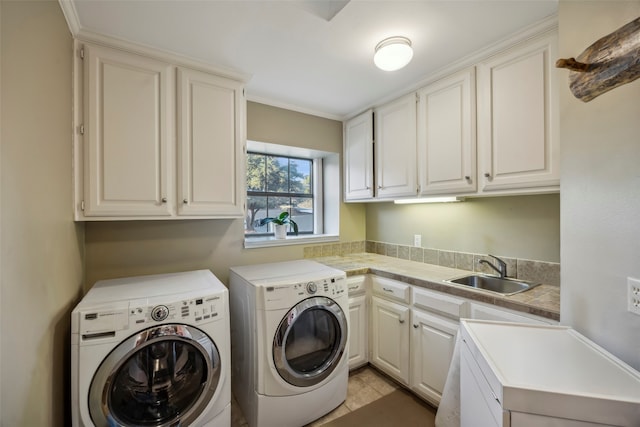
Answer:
[445,274,540,296]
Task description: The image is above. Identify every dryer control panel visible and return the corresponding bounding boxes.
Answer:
[259,275,347,310]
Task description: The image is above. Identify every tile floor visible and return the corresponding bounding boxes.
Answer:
[230,365,402,427]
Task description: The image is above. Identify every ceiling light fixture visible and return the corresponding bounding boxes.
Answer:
[374,36,413,71]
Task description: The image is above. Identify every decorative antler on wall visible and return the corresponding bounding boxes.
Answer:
[556,16,640,102]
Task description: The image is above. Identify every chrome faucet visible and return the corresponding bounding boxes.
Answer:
[479,254,508,278]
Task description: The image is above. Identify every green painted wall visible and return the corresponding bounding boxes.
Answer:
[365,194,560,262]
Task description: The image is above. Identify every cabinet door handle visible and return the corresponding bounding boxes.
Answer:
[484,173,491,179]
[382,287,394,293]
[413,324,419,328]
[465,175,471,181]
[183,199,188,204]
[161,197,167,203]
[399,319,405,324]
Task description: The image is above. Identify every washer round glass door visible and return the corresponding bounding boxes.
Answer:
[89,324,221,427]
[273,296,347,387]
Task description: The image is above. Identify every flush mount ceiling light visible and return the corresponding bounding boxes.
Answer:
[374,36,413,71]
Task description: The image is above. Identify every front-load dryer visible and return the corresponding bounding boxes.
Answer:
[71,270,230,427]
[230,260,349,427]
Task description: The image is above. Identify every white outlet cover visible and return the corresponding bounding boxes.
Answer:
[414,234,421,247]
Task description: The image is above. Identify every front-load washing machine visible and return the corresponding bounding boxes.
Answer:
[71,270,230,427]
[229,260,349,427]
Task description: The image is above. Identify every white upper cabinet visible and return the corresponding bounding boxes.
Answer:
[477,31,559,193]
[74,41,246,220]
[82,43,175,217]
[344,25,559,202]
[177,67,244,217]
[417,68,476,196]
[343,94,418,202]
[374,93,418,199]
[343,110,374,201]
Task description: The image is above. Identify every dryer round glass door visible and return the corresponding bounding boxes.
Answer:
[273,296,347,387]
[88,324,221,427]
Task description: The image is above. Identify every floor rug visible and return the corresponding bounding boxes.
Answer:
[324,389,437,427]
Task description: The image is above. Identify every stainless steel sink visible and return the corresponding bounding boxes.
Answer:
[445,274,540,296]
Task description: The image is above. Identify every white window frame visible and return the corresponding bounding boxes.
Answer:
[244,140,340,248]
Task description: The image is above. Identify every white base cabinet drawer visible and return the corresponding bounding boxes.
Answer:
[413,286,467,319]
[371,276,411,304]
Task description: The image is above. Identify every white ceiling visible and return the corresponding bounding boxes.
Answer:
[61,0,558,120]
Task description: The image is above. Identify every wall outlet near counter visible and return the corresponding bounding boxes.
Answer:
[413,234,422,247]
[628,277,640,316]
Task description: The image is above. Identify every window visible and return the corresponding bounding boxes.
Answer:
[245,152,315,236]
[244,141,340,247]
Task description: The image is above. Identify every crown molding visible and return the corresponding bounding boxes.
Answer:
[74,29,251,83]
[58,0,81,36]
[246,94,343,122]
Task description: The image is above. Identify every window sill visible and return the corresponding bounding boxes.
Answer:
[244,234,339,249]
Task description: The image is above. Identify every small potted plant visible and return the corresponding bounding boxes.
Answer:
[259,211,298,239]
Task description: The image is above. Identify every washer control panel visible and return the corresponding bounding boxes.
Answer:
[262,274,347,310]
[76,291,226,340]
[127,293,224,326]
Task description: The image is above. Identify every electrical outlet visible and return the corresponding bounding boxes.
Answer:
[413,234,422,247]
[628,277,640,316]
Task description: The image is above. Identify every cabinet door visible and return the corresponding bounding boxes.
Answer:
[343,110,374,201]
[348,295,368,370]
[370,296,410,385]
[374,94,418,199]
[411,309,459,406]
[460,349,507,427]
[477,32,559,193]
[177,67,245,217]
[417,68,476,195]
[83,44,174,217]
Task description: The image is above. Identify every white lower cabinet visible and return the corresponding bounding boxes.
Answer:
[410,308,459,406]
[370,295,410,385]
[410,286,467,406]
[348,294,368,370]
[363,275,556,409]
[347,276,368,370]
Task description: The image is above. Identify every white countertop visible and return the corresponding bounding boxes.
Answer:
[460,320,640,425]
